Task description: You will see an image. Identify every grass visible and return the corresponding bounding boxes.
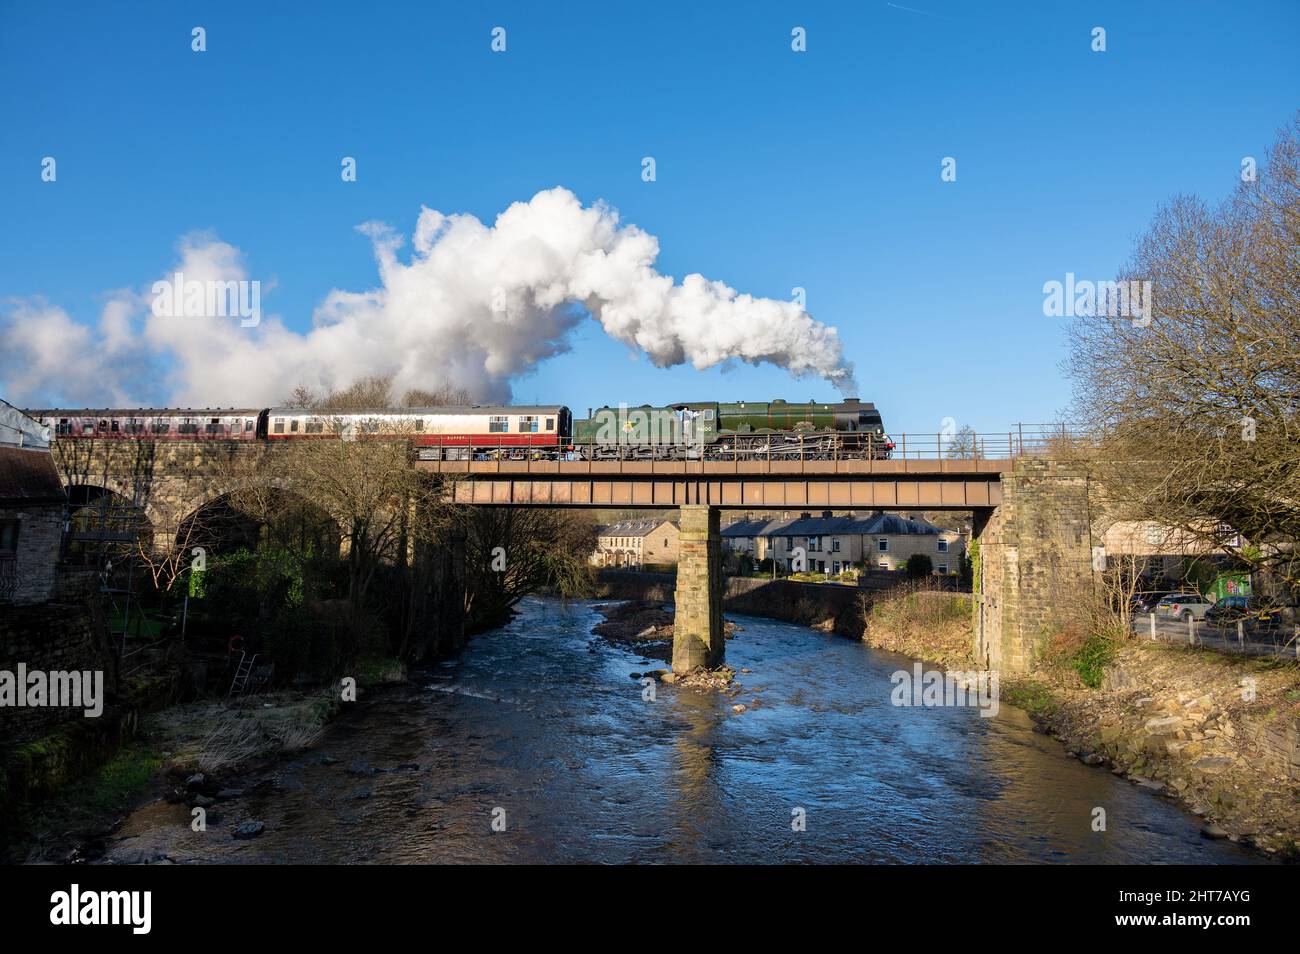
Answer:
[1072,632,1115,688]
[1001,677,1060,718]
[149,687,343,776]
[860,581,976,669]
[82,746,164,815]
[4,743,164,860]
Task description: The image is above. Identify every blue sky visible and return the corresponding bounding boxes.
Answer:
[2,1,1297,434]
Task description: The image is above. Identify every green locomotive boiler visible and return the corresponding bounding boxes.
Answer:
[570,398,891,460]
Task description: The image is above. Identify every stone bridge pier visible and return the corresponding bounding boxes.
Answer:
[672,504,725,674]
[973,459,1098,673]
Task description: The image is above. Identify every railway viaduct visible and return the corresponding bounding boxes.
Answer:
[52,438,1099,676]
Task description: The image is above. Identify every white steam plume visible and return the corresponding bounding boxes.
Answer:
[1,188,857,406]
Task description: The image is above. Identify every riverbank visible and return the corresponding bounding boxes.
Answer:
[6,660,407,863]
[1005,642,1300,859]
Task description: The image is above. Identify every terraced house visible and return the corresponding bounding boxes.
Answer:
[721,510,965,576]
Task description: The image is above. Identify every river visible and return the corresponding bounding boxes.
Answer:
[105,597,1263,863]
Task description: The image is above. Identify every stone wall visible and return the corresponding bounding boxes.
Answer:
[594,571,870,638]
[2,502,63,604]
[0,599,115,744]
[974,459,1098,673]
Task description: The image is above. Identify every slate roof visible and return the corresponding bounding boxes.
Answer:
[596,519,677,538]
[0,447,66,506]
[722,513,950,538]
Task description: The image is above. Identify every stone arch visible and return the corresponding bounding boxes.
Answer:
[62,482,154,566]
[173,485,341,561]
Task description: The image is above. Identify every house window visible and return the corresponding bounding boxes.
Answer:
[938,564,949,575]
[877,539,889,553]
[832,538,841,552]
[0,519,18,553]
[832,561,841,574]
[489,416,509,433]
[938,539,949,553]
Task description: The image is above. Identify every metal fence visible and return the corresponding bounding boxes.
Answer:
[1132,611,1300,659]
[413,423,1090,464]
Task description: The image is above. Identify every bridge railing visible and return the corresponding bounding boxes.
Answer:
[412,424,1091,465]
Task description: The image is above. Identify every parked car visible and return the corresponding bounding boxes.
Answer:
[1156,592,1212,621]
[1204,596,1281,633]
[1132,591,1173,614]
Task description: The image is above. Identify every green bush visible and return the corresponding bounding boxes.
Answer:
[1072,633,1115,688]
[904,553,934,579]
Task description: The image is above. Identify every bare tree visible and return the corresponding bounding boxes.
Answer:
[1067,113,1300,591]
[945,425,979,459]
[459,507,597,629]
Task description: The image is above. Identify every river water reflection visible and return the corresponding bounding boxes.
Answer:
[107,597,1263,864]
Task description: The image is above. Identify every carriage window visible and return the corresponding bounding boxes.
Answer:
[206,418,221,435]
[273,418,285,434]
[411,419,423,432]
[178,418,199,434]
[489,416,509,433]
[290,419,299,433]
[703,409,715,420]
[126,418,144,434]
[57,418,71,435]
[545,418,554,430]
[98,419,109,431]
[518,416,538,433]
[110,420,119,433]
[152,419,169,434]
[244,420,254,432]
[304,419,324,434]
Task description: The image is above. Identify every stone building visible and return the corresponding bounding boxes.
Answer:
[721,510,964,575]
[0,400,66,604]
[591,519,680,569]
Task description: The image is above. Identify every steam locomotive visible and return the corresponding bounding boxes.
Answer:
[30,398,891,461]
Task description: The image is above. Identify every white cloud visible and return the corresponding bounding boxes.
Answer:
[1,187,857,407]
